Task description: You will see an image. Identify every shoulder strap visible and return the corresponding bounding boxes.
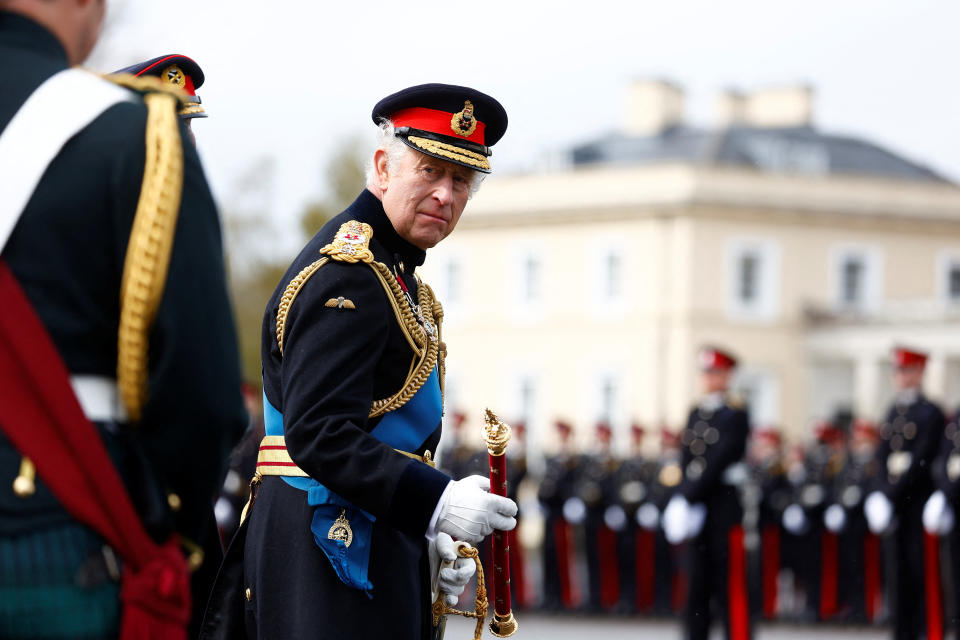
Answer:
[0,69,135,253]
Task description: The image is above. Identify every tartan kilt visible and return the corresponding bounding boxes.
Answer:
[0,522,120,639]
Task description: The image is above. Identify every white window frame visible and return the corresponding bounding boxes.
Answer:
[938,250,960,307]
[732,367,779,427]
[829,244,883,313]
[725,238,781,322]
[507,241,546,323]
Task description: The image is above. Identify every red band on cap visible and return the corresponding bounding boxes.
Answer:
[181,75,196,97]
[390,107,487,145]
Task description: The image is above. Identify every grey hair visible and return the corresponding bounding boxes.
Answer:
[365,119,485,198]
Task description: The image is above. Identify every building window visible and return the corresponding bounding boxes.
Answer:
[518,377,535,426]
[738,252,759,304]
[832,246,882,312]
[522,254,540,302]
[603,252,622,300]
[727,239,779,320]
[942,254,960,304]
[444,259,461,306]
[841,256,864,305]
[950,265,960,302]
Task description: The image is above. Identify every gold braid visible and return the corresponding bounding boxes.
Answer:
[274,255,443,418]
[275,258,329,356]
[117,91,184,422]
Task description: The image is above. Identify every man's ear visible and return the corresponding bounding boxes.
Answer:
[373,148,389,192]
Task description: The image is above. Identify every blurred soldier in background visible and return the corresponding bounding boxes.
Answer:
[926,406,960,633]
[538,419,581,611]
[616,423,659,614]
[749,427,790,620]
[864,346,946,640]
[506,422,530,609]
[578,421,624,613]
[438,410,484,480]
[830,418,883,623]
[656,427,687,615]
[663,346,751,640]
[0,0,247,636]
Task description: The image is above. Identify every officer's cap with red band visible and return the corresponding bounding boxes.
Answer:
[372,83,508,174]
[113,54,207,119]
[892,346,928,369]
[698,346,738,371]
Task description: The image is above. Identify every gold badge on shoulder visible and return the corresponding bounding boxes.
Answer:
[328,509,354,548]
[320,220,374,263]
[450,100,478,138]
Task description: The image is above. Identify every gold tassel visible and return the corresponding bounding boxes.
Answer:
[13,457,36,498]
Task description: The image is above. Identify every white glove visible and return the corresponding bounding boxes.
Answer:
[782,503,808,535]
[636,503,661,531]
[923,490,956,536]
[603,505,627,531]
[823,504,846,533]
[436,476,518,544]
[864,491,893,535]
[687,503,706,538]
[429,532,477,606]
[562,497,587,525]
[663,495,689,544]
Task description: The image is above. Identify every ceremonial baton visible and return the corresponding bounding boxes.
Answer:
[482,409,518,637]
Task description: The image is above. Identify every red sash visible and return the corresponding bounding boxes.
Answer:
[0,261,190,639]
[554,520,580,609]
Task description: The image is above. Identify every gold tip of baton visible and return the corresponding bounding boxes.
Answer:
[488,611,518,637]
[482,409,512,456]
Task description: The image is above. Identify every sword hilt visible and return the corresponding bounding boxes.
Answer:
[431,541,487,640]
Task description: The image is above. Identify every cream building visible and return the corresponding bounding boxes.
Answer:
[423,81,960,455]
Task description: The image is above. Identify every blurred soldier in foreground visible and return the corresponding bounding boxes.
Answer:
[538,420,581,611]
[0,0,246,636]
[864,347,945,640]
[213,84,518,639]
[663,346,751,640]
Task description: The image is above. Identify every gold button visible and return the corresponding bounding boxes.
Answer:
[167,493,182,512]
[245,587,252,601]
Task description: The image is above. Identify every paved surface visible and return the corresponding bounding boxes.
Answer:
[443,613,889,639]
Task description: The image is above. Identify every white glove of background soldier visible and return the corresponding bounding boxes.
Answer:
[823,504,846,533]
[781,503,808,535]
[429,532,476,606]
[864,491,893,534]
[436,475,517,544]
[923,490,955,536]
[663,495,690,545]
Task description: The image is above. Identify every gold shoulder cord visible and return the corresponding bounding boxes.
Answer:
[275,225,445,417]
[116,89,184,422]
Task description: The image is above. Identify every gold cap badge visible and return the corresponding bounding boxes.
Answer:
[450,100,477,138]
[163,65,185,89]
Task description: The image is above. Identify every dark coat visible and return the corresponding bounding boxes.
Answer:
[243,190,452,639]
[0,10,247,632]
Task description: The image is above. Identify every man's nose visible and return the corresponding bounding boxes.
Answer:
[432,176,454,205]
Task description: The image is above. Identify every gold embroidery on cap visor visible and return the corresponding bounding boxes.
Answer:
[178,102,206,117]
[406,135,490,171]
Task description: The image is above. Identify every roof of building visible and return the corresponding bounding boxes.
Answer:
[571,125,949,183]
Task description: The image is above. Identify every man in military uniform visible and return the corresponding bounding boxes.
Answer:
[236,85,518,639]
[749,427,790,620]
[925,407,960,632]
[864,347,946,640]
[664,346,751,640]
[0,0,247,637]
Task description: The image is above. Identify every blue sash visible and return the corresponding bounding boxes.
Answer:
[262,368,443,596]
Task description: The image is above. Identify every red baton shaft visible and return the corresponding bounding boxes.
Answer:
[483,409,518,637]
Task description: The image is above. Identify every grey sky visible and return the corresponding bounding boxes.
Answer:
[89,0,960,251]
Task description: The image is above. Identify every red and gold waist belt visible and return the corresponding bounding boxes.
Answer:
[255,435,435,477]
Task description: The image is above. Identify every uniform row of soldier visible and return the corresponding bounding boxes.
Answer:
[438,346,960,640]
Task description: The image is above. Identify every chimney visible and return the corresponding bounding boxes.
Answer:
[625,79,685,137]
[716,89,747,127]
[742,85,814,128]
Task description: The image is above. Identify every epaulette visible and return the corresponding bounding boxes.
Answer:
[106,72,189,109]
[319,220,375,263]
[116,75,185,422]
